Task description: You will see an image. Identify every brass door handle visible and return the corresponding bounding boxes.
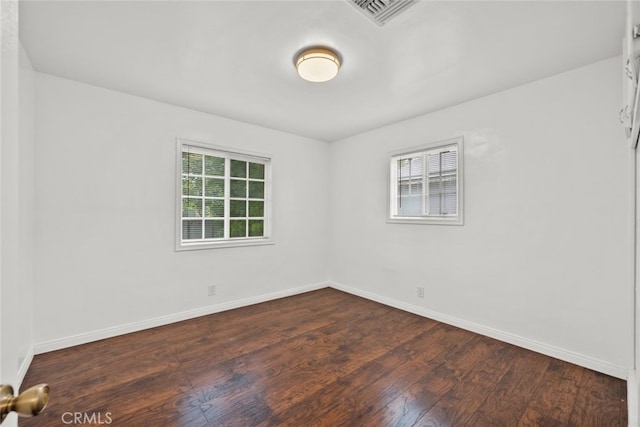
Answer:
[0,384,49,424]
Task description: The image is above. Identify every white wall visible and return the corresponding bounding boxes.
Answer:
[17,43,35,382]
[34,73,330,349]
[1,2,36,426]
[329,57,633,378]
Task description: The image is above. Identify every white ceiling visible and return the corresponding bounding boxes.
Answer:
[19,0,626,142]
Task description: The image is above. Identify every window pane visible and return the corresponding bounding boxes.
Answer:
[428,179,441,215]
[182,220,202,240]
[205,156,225,176]
[230,179,246,198]
[249,162,264,179]
[396,155,423,217]
[443,176,457,215]
[230,200,247,217]
[427,151,457,177]
[427,153,441,176]
[182,176,202,196]
[205,199,224,217]
[230,160,247,178]
[204,220,224,239]
[248,201,264,217]
[398,156,423,180]
[183,152,202,175]
[230,220,246,238]
[398,195,422,216]
[397,178,422,216]
[248,181,264,199]
[249,220,264,237]
[182,198,202,218]
[427,178,456,215]
[427,149,458,216]
[205,178,224,197]
[440,151,457,173]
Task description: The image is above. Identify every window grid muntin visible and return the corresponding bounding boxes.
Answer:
[226,159,266,240]
[180,145,268,244]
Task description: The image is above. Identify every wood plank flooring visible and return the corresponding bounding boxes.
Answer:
[20,288,627,426]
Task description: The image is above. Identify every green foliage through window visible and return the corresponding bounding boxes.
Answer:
[180,144,269,244]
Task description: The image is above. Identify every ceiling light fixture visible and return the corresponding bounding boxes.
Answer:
[295,47,341,83]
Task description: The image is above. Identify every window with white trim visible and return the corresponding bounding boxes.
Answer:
[389,137,463,225]
[177,139,272,250]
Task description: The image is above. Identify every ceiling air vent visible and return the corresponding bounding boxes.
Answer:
[349,0,416,26]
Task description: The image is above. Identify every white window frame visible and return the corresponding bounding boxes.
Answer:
[176,138,274,251]
[388,136,464,226]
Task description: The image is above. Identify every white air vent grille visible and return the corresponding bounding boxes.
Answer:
[349,0,416,26]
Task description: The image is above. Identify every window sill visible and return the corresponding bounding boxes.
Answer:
[176,238,274,251]
[387,216,464,226]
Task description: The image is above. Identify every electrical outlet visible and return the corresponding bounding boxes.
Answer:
[208,285,216,296]
[417,286,425,298]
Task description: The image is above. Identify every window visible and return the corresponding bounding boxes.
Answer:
[176,139,272,250]
[389,137,463,225]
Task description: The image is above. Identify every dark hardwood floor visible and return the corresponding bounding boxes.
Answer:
[21,288,627,426]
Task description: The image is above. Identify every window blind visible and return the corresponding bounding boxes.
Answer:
[389,138,462,224]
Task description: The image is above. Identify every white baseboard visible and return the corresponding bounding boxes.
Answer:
[16,346,35,388]
[33,280,628,381]
[328,281,628,380]
[34,281,329,354]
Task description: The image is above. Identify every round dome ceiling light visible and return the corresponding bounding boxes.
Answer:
[295,47,341,83]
